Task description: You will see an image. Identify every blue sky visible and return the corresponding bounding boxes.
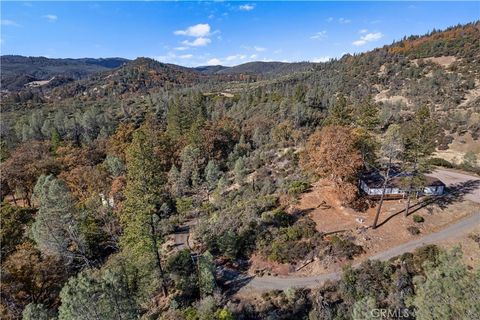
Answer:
[1,1,479,67]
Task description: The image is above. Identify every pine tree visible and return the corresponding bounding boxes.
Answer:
[324,94,353,126]
[198,251,216,298]
[234,157,246,185]
[180,145,202,189]
[412,248,480,320]
[121,125,169,296]
[103,155,125,177]
[22,303,51,320]
[204,160,221,191]
[168,164,183,196]
[58,267,139,320]
[215,176,228,195]
[400,106,438,216]
[352,296,377,320]
[31,175,89,265]
[50,128,62,153]
[355,98,380,131]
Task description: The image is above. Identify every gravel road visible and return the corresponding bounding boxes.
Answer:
[241,212,479,291]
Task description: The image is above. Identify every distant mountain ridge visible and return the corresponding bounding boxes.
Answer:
[1,55,317,94]
[214,61,315,76]
[1,55,130,91]
[2,22,478,111]
[194,61,315,76]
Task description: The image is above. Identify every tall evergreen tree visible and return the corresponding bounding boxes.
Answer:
[198,251,216,298]
[58,267,139,320]
[180,145,202,189]
[120,124,169,296]
[324,94,353,127]
[168,164,183,197]
[400,106,438,216]
[204,160,221,191]
[234,157,246,185]
[31,175,89,265]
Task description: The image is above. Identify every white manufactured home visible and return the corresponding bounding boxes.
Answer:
[359,172,445,199]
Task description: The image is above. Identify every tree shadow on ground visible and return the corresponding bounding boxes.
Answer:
[216,266,254,296]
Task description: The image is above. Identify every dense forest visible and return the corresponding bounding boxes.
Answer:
[1,22,479,319]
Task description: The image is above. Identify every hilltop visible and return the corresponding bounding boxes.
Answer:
[0,55,129,91]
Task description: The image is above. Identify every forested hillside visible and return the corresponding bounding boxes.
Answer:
[0,55,129,91]
[1,22,479,320]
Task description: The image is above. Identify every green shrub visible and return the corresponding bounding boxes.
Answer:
[427,157,454,168]
[217,231,241,259]
[217,307,234,320]
[413,214,425,223]
[330,235,364,260]
[176,197,193,216]
[264,218,319,263]
[261,209,293,227]
[413,245,440,269]
[288,180,310,196]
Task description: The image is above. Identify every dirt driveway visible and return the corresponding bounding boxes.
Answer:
[427,168,480,203]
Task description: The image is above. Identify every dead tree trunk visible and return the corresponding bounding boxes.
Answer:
[373,158,392,229]
[404,162,418,217]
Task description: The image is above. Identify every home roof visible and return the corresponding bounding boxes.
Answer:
[360,172,445,189]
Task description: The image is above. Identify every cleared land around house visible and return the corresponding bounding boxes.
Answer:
[240,212,479,292]
[238,168,480,291]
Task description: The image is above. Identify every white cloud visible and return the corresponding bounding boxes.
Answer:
[179,54,193,59]
[174,24,213,47]
[310,30,327,40]
[174,46,189,51]
[182,37,211,47]
[311,56,331,63]
[174,23,211,37]
[327,17,351,24]
[359,29,368,34]
[226,54,246,62]
[239,4,255,11]
[207,58,222,65]
[43,14,58,22]
[1,19,19,26]
[206,53,258,66]
[154,52,177,63]
[254,46,266,52]
[352,32,383,46]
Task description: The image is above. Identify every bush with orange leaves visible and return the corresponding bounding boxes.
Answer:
[301,125,363,205]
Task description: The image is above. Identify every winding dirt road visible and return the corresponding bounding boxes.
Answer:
[240,212,479,291]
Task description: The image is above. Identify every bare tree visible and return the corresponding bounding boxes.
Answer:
[372,125,403,229]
